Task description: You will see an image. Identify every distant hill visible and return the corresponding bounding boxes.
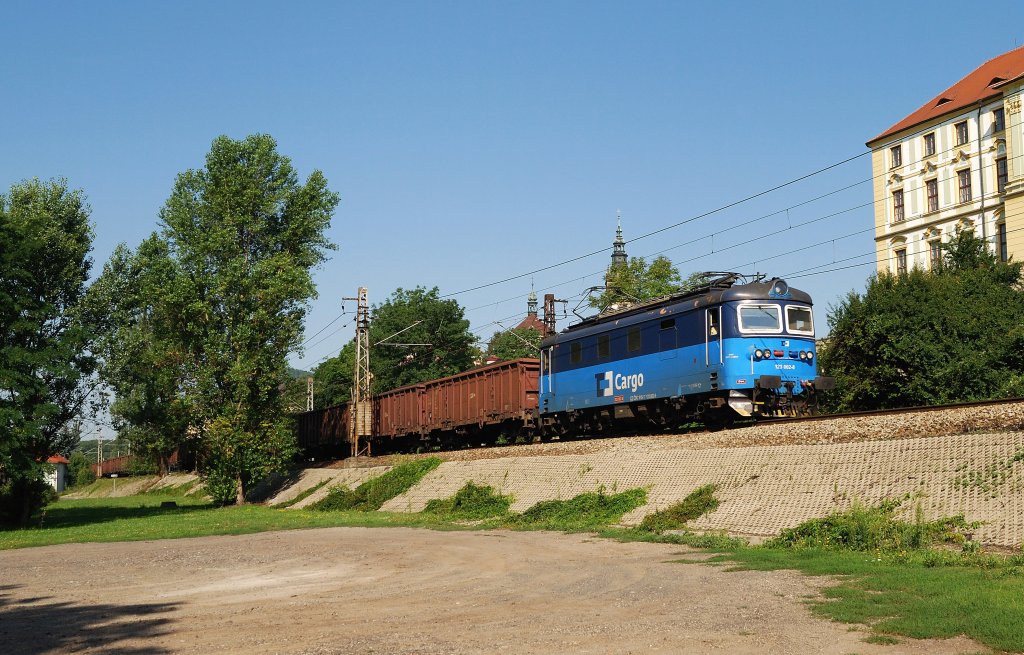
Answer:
[287,367,312,379]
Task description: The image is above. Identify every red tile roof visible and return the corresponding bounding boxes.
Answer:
[47,455,70,465]
[515,315,546,333]
[868,45,1024,145]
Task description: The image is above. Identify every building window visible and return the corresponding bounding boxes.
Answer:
[892,189,905,222]
[955,121,969,146]
[923,132,935,156]
[994,107,1006,132]
[929,240,941,269]
[926,178,938,212]
[998,223,1008,262]
[997,157,1008,192]
[890,145,902,168]
[958,169,972,203]
[895,248,907,275]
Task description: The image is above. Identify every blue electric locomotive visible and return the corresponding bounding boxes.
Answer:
[537,274,834,433]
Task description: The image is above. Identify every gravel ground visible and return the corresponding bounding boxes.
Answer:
[326,401,1024,467]
[0,528,985,655]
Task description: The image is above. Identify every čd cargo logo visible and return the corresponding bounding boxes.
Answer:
[595,370,645,397]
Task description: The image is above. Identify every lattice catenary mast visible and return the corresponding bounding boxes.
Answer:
[344,287,373,457]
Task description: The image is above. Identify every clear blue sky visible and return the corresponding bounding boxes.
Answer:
[4,1,1023,377]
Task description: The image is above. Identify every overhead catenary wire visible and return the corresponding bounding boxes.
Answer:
[302,126,1015,359]
[459,144,1019,324]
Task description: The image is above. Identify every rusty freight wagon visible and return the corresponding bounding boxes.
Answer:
[293,358,541,458]
[421,358,539,446]
[294,402,351,459]
[375,384,426,442]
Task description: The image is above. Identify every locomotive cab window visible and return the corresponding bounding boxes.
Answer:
[737,304,782,334]
[706,311,719,337]
[785,305,814,335]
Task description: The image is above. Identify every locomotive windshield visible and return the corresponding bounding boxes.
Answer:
[786,305,814,335]
[738,304,782,333]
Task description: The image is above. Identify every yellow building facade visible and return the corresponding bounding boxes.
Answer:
[868,47,1024,273]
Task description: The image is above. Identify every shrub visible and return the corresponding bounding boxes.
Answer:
[424,482,512,520]
[506,487,647,531]
[640,484,720,533]
[767,496,979,552]
[311,457,441,512]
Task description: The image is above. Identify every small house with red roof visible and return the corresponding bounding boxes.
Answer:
[45,455,70,493]
[867,46,1024,275]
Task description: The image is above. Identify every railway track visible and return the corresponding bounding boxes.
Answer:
[328,397,1024,467]
[762,396,1024,425]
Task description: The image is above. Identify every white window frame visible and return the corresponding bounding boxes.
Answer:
[736,303,783,335]
[784,305,815,336]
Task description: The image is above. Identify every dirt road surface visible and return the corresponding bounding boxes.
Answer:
[0,528,983,655]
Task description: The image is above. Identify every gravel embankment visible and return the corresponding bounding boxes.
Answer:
[325,401,1024,467]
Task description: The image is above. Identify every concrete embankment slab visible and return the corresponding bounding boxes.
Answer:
[374,431,1024,547]
[270,467,391,509]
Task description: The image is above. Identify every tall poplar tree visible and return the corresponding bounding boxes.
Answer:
[159,135,339,504]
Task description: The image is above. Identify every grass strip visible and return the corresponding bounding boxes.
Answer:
[424,482,512,520]
[504,487,646,531]
[639,483,720,532]
[274,479,330,509]
[718,547,1024,652]
[310,457,442,511]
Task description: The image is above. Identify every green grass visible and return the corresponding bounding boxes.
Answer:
[639,483,720,532]
[274,479,330,509]
[310,457,442,511]
[767,496,978,552]
[718,547,1024,652]
[0,495,453,550]
[424,482,513,520]
[504,487,647,531]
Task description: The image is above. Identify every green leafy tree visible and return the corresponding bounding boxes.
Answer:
[820,231,1024,411]
[313,341,355,408]
[314,287,475,406]
[591,255,683,311]
[89,237,195,475]
[366,287,475,393]
[66,450,94,489]
[487,327,542,360]
[0,179,96,526]
[157,134,339,504]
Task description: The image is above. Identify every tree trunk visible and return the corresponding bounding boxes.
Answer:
[236,475,245,505]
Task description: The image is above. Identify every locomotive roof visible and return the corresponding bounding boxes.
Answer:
[542,278,812,346]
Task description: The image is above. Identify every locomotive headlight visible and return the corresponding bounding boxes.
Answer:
[799,351,807,360]
[754,349,763,360]
[807,351,814,361]
[763,350,771,359]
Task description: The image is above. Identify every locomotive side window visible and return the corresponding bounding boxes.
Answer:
[570,341,582,363]
[597,333,610,358]
[627,327,642,352]
[659,319,676,351]
[737,304,782,333]
[785,306,814,335]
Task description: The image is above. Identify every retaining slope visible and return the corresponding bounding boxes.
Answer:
[372,431,1024,547]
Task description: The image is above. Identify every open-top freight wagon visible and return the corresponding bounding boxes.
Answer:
[295,358,540,458]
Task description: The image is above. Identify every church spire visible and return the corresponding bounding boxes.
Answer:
[527,282,538,317]
[611,210,627,266]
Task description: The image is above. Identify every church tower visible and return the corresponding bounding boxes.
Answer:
[611,213,627,267]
